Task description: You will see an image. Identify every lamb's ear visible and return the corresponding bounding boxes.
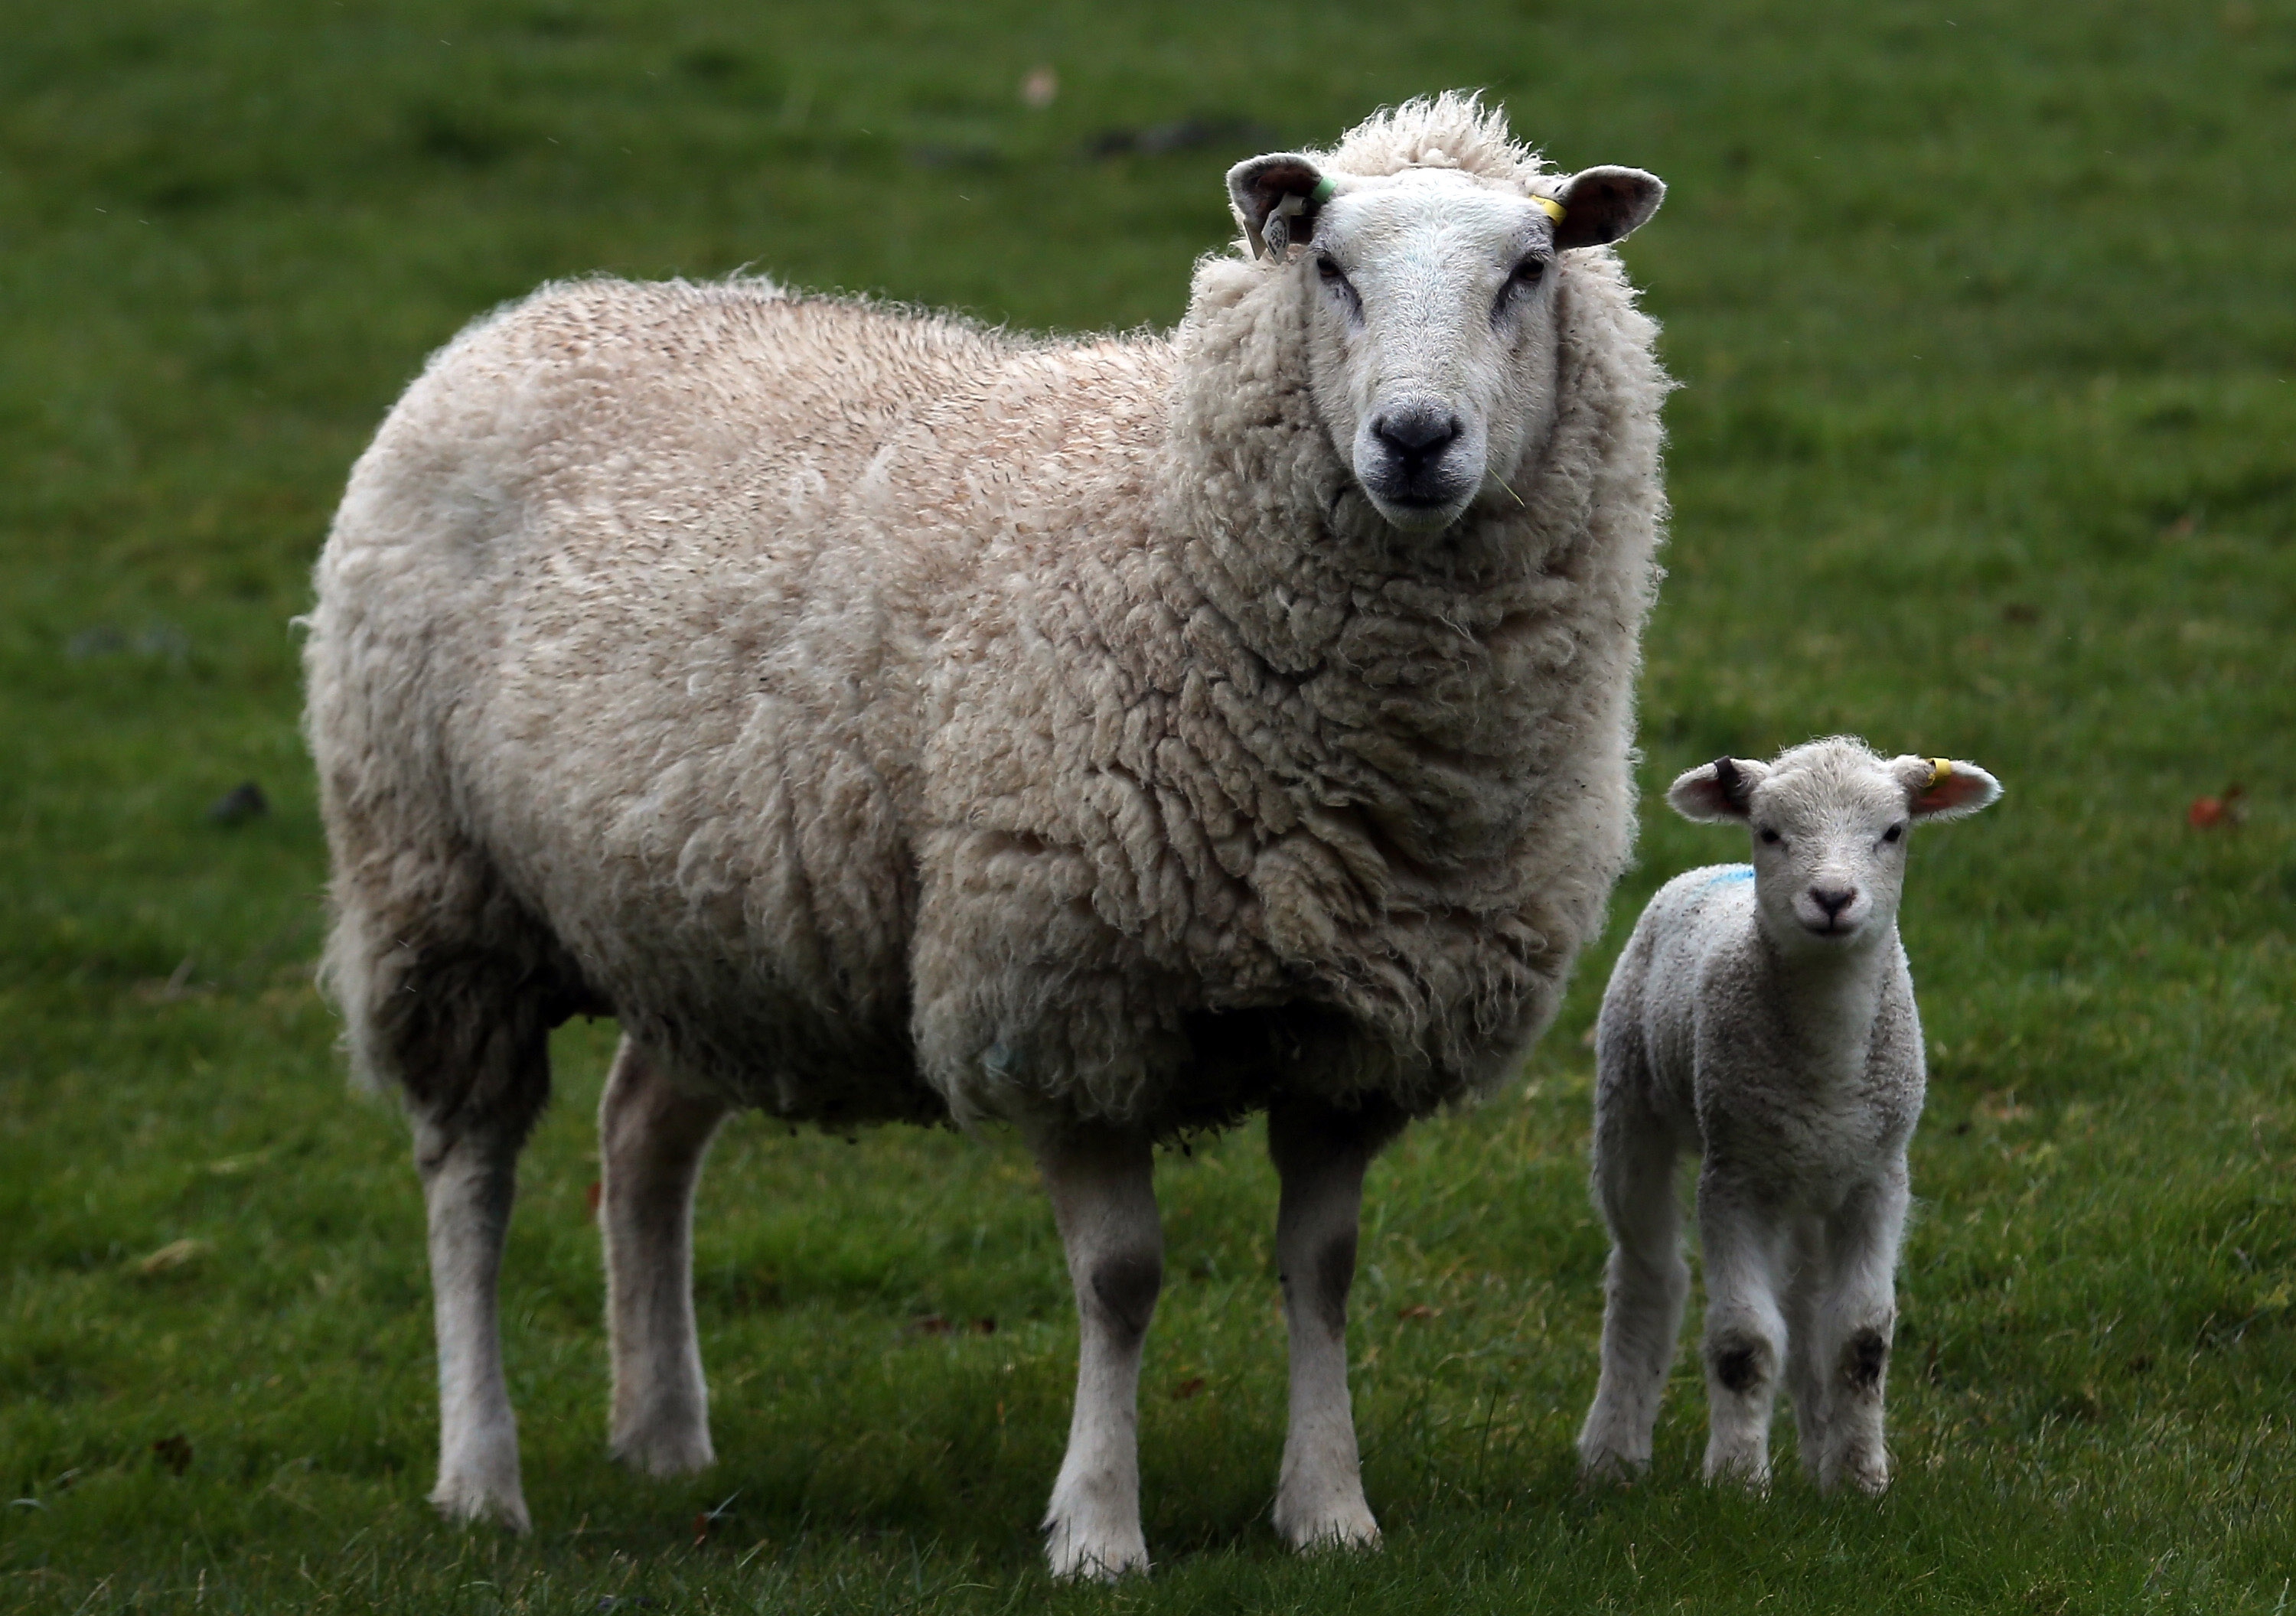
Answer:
[1547,165,1665,250]
[1892,756,2003,821]
[1668,757,1768,823]
[1228,153,1332,259]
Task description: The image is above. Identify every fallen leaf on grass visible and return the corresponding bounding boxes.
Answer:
[135,1239,211,1276]
[585,1181,602,1217]
[1396,1304,1440,1321]
[2187,785,2245,829]
[152,1435,192,1475]
[1172,1376,1207,1401]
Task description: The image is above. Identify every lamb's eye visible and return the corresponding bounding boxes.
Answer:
[1512,256,1548,286]
[1316,256,1345,282]
[1882,823,1905,845]
[1758,827,1782,846]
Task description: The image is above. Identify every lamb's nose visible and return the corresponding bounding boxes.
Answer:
[1810,885,1856,919]
[1372,406,1462,464]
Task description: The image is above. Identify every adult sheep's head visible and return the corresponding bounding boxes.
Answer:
[1227,116,1662,535]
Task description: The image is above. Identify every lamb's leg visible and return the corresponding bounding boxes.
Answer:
[1034,1124,1163,1581]
[1577,1113,1687,1481]
[600,1037,729,1476]
[1781,1217,1829,1483]
[1267,1098,1401,1551]
[415,1109,536,1530]
[1811,1171,1910,1494]
[1697,1181,1790,1490]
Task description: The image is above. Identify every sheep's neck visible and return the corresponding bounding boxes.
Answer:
[1756,924,1899,1080]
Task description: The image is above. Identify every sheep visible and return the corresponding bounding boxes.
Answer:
[303,93,1670,1578]
[1575,738,2001,1494]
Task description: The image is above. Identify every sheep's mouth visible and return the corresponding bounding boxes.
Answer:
[1362,485,1473,533]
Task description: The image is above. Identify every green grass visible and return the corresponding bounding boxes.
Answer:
[4,0,2294,1609]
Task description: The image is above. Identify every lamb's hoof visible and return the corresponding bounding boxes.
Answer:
[1701,1455,1772,1494]
[610,1421,716,1478]
[1275,1499,1381,1555]
[1043,1518,1150,1582]
[1821,1455,1890,1497]
[430,1473,532,1533]
[1576,1445,1650,1487]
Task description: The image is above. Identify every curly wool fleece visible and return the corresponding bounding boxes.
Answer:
[306,97,1671,1139]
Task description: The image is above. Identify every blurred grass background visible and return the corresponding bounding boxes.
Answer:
[2,0,2293,1610]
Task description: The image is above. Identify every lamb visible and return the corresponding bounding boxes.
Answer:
[1575,738,2001,1494]
[303,93,1670,1578]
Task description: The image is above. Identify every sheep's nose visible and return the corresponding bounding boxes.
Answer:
[1372,406,1462,465]
[1810,885,1856,919]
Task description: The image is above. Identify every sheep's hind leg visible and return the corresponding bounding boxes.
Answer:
[1577,1113,1687,1482]
[1697,1181,1790,1491]
[1033,1123,1163,1581]
[1268,1097,1401,1552]
[600,1037,729,1477]
[415,1097,546,1532]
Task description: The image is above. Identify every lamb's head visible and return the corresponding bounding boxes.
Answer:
[1227,142,1662,534]
[1668,738,2001,952]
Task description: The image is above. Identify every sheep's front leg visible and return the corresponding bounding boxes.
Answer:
[1810,1171,1910,1494]
[1268,1099,1399,1552]
[1035,1124,1163,1581]
[1780,1217,1831,1483]
[599,1038,729,1477]
[415,1113,533,1531]
[1577,1112,1688,1481]
[1697,1178,1791,1490]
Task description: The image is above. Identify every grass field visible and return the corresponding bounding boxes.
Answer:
[5,0,2294,1609]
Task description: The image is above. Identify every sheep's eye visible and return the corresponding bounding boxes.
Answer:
[1882,823,1905,845]
[1316,256,1345,282]
[1757,827,1782,846]
[1493,257,1548,320]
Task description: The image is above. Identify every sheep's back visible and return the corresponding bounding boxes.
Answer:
[308,279,1016,1122]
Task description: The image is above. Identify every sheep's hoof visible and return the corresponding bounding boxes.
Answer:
[1576,1444,1651,1487]
[1701,1455,1772,1494]
[609,1422,716,1478]
[1043,1525,1150,1582]
[1278,1507,1381,1555]
[430,1476,532,1534]
[1821,1453,1890,1497]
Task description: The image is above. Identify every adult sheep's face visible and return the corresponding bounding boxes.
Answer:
[1668,741,2003,953]
[1228,154,1665,534]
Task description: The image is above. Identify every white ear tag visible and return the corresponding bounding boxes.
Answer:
[1265,194,1306,257]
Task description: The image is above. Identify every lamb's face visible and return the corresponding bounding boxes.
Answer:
[1743,759,1918,948]
[1227,154,1665,535]
[1668,740,2003,954]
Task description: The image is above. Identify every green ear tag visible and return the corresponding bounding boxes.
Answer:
[1309,178,1338,206]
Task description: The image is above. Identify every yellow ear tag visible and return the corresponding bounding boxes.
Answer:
[1531,195,1567,225]
[1929,758,1954,786]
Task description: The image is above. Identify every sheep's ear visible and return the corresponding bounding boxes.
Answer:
[1668,757,1767,823]
[1893,756,2003,821]
[1228,153,1332,259]
[1547,165,1665,250]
